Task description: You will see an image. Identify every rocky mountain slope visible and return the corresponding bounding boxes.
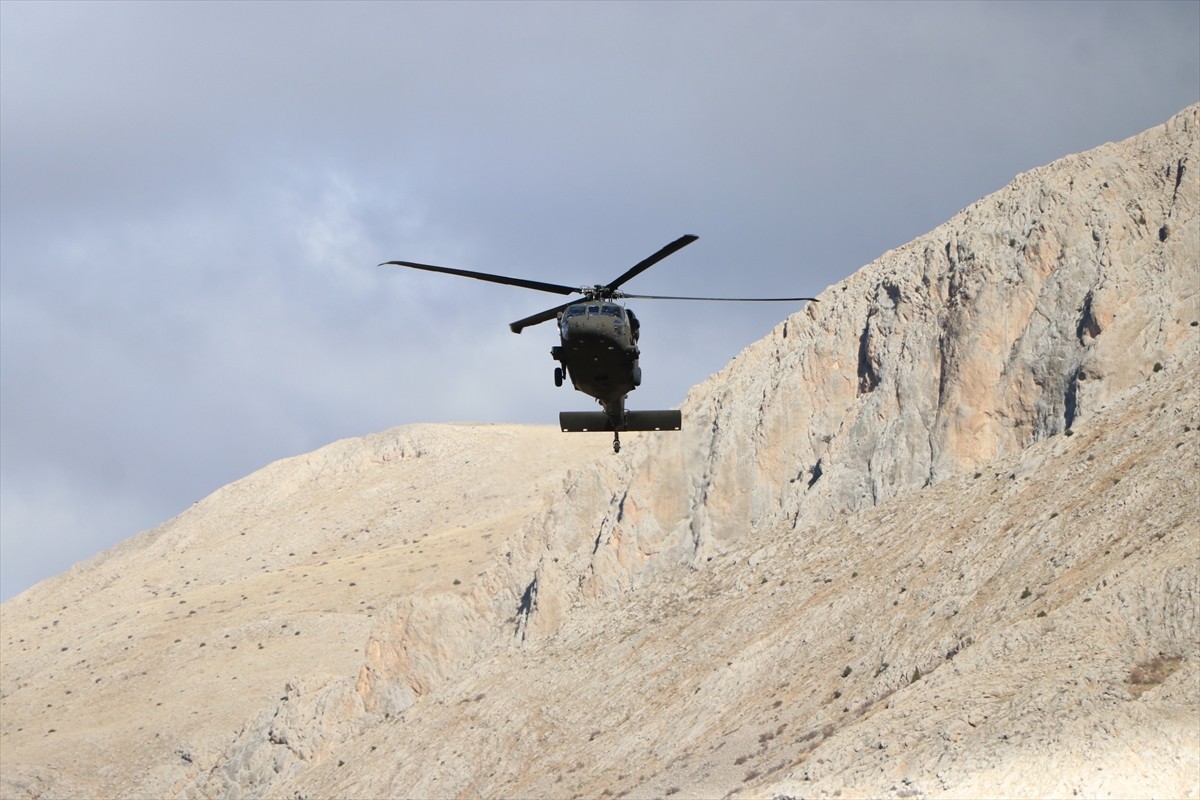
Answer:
[2,104,1197,800]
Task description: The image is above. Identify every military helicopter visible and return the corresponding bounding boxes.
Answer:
[382,234,817,452]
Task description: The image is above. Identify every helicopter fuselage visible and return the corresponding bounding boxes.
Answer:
[551,301,641,420]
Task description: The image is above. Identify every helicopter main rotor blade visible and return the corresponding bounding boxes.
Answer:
[617,294,819,302]
[603,234,699,292]
[509,298,582,334]
[380,260,579,296]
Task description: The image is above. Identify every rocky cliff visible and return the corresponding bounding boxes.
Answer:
[2,104,1197,800]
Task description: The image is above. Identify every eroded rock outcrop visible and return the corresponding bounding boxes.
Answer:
[279,337,1199,800]
[481,104,1198,641]
[2,105,1196,800]
[170,102,1200,800]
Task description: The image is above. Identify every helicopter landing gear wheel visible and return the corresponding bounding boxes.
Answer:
[612,432,621,453]
[554,366,564,387]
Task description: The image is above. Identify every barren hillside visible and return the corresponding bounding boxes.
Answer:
[2,104,1197,800]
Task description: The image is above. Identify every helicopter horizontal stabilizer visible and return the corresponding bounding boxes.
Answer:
[559,410,682,433]
[623,410,683,431]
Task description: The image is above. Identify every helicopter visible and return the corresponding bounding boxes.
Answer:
[382,234,817,452]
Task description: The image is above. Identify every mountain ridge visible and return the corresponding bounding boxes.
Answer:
[1,104,1197,799]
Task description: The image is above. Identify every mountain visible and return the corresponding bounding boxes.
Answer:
[2,104,1196,800]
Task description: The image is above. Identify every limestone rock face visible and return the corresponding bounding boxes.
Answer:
[291,354,1200,800]
[1,104,1197,800]
[504,102,1198,628]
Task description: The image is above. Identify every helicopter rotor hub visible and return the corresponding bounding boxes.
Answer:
[581,285,617,300]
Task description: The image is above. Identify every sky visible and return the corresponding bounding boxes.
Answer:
[1,0,1197,602]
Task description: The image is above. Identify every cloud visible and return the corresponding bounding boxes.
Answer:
[2,0,1197,599]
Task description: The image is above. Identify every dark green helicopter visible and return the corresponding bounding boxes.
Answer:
[382,235,817,452]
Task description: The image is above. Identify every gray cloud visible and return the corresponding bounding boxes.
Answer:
[2,0,1197,599]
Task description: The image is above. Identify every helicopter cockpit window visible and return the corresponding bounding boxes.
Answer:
[588,306,600,315]
[565,306,585,317]
[600,305,619,316]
